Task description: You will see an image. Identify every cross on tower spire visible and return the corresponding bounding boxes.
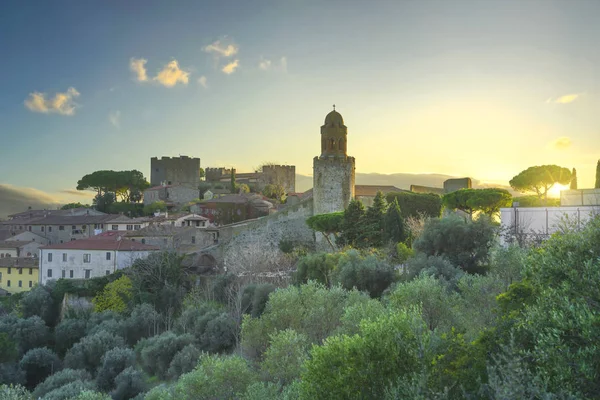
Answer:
[333,104,336,111]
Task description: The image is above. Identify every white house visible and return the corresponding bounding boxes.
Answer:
[105,215,148,232]
[38,233,158,285]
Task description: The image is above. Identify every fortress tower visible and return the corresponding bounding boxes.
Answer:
[313,107,356,215]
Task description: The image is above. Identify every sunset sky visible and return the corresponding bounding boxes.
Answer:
[1,0,599,204]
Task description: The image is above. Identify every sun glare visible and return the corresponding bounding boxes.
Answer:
[548,183,569,198]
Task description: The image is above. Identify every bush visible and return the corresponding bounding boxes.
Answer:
[173,354,257,399]
[261,329,309,386]
[240,382,281,400]
[43,380,96,400]
[68,391,111,400]
[385,192,442,219]
[0,332,18,363]
[92,276,133,314]
[96,347,136,392]
[32,368,91,399]
[404,254,464,286]
[0,384,30,400]
[110,367,147,400]
[332,250,397,298]
[200,313,236,353]
[395,242,414,264]
[167,344,201,379]
[0,316,50,356]
[20,285,56,326]
[0,363,26,387]
[294,253,340,287]
[19,347,62,389]
[414,215,497,274]
[54,319,87,357]
[241,284,276,317]
[136,332,194,379]
[64,331,125,373]
[123,304,160,346]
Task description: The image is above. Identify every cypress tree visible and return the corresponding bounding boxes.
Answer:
[596,160,600,189]
[570,168,578,190]
[339,199,366,248]
[364,191,387,247]
[384,198,405,244]
[230,168,236,193]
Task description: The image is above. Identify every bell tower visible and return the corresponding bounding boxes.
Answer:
[313,106,356,216]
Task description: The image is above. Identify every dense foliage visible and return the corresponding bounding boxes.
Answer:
[442,188,512,217]
[509,164,571,204]
[385,191,442,219]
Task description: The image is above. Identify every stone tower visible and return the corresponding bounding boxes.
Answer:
[313,107,356,215]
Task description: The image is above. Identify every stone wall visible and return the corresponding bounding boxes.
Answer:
[150,156,201,188]
[312,156,355,215]
[260,165,296,193]
[443,178,472,193]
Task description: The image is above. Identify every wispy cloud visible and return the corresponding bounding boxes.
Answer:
[109,110,121,129]
[24,87,80,116]
[546,93,583,104]
[551,136,572,150]
[198,76,208,88]
[130,58,148,82]
[153,60,190,87]
[204,40,239,57]
[259,56,287,72]
[222,59,240,75]
[60,189,94,198]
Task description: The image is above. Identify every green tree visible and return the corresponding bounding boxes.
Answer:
[294,252,340,287]
[168,344,201,379]
[332,250,396,298]
[110,366,147,400]
[509,165,571,205]
[20,285,56,326]
[0,332,18,363]
[136,332,194,379]
[77,170,150,202]
[96,347,136,392]
[443,188,512,218]
[64,331,125,373]
[596,160,600,188]
[570,168,577,190]
[0,385,31,400]
[306,212,344,251]
[93,192,116,213]
[33,369,91,399]
[60,202,89,210]
[363,191,387,247]
[54,319,87,357]
[19,347,62,389]
[338,199,366,247]
[384,197,405,244]
[143,200,167,215]
[261,329,309,386]
[92,276,132,314]
[230,168,236,193]
[262,184,286,202]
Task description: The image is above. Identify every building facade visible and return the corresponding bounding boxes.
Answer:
[0,258,38,294]
[143,185,200,206]
[150,156,201,188]
[313,109,356,215]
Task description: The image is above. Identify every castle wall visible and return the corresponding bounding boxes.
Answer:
[443,178,472,193]
[312,157,355,215]
[150,156,201,188]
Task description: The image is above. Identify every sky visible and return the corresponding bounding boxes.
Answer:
[1,0,599,205]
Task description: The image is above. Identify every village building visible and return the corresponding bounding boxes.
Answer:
[190,195,273,225]
[125,225,215,254]
[143,184,200,207]
[0,240,43,259]
[0,257,39,295]
[38,232,158,285]
[354,185,407,207]
[104,215,147,232]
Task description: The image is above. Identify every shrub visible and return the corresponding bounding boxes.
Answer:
[240,382,281,400]
[414,215,497,274]
[294,253,339,287]
[0,332,18,363]
[250,284,276,318]
[405,254,464,286]
[395,242,414,264]
[338,298,387,336]
[136,332,194,379]
[332,250,397,298]
[92,276,133,314]
[68,391,111,400]
[0,384,31,400]
[123,303,160,346]
[167,344,201,379]
[19,347,62,389]
[261,329,309,386]
[1,316,50,355]
[20,285,56,326]
[43,380,96,400]
[96,347,136,392]
[110,367,147,400]
[32,368,91,399]
[54,318,87,357]
[0,363,25,386]
[385,192,442,219]
[64,331,125,373]
[173,354,257,399]
[199,313,236,353]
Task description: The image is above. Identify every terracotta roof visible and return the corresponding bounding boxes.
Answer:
[41,236,159,251]
[0,257,38,268]
[355,185,406,197]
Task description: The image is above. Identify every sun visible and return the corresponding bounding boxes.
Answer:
[548,183,570,198]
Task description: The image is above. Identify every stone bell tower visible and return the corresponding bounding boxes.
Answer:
[313,106,356,216]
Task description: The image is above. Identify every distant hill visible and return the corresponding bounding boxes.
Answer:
[295,173,515,194]
[0,184,60,220]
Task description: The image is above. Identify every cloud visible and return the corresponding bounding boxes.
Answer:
[59,189,94,197]
[551,136,572,150]
[130,58,148,82]
[153,60,190,87]
[197,76,208,88]
[258,56,287,72]
[203,40,239,57]
[222,59,240,75]
[109,110,121,128]
[24,87,80,116]
[0,184,61,218]
[546,93,582,104]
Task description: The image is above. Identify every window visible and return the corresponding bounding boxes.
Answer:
[47,269,52,278]
[83,254,91,263]
[48,227,52,232]
[29,268,32,275]
[48,253,52,262]
[7,267,11,274]
[28,226,31,231]
[41,226,44,232]
[59,226,64,231]
[18,280,22,287]
[29,281,32,288]
[69,270,73,278]
[0,254,3,258]
[62,253,67,262]
[141,239,146,244]
[7,280,10,287]
[192,236,196,244]
[62,270,66,278]
[106,252,111,261]
[106,270,110,276]
[112,225,118,231]
[134,225,141,230]
[18,268,22,275]
[84,269,91,279]
[126,225,133,231]
[72,225,76,230]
